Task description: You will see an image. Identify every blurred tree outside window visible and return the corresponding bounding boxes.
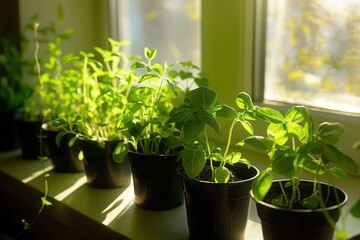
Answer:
[116,0,201,66]
[264,0,360,115]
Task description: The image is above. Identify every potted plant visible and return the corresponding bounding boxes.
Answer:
[241,105,358,240]
[168,86,260,239]
[114,48,204,211]
[54,38,137,188]
[16,11,73,159]
[0,36,31,152]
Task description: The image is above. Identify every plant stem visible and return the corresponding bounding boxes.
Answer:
[222,119,237,167]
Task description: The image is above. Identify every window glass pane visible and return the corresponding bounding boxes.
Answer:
[119,0,200,65]
[264,0,360,114]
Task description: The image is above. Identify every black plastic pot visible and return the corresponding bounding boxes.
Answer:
[0,110,20,152]
[177,162,259,240]
[251,180,348,240]
[348,234,360,240]
[15,119,49,159]
[78,139,132,189]
[42,123,84,173]
[128,150,184,211]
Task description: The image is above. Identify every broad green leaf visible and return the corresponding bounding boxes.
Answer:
[323,145,358,173]
[286,121,307,143]
[209,152,223,162]
[152,63,164,76]
[328,167,348,180]
[318,122,345,144]
[189,87,217,110]
[197,110,220,133]
[183,119,205,139]
[301,193,320,210]
[112,142,128,163]
[271,150,296,178]
[182,149,206,179]
[165,79,176,93]
[252,171,273,202]
[350,199,360,218]
[267,123,288,145]
[298,156,325,175]
[236,92,253,110]
[216,104,238,119]
[240,136,273,152]
[215,166,230,183]
[168,107,194,123]
[224,152,242,164]
[284,106,305,123]
[256,107,283,123]
[271,194,284,207]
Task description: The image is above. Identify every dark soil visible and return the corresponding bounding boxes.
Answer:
[198,165,243,182]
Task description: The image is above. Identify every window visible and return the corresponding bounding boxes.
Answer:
[261,0,360,115]
[109,0,201,66]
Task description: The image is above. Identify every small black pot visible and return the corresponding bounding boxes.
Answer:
[42,124,84,173]
[128,150,184,211]
[0,109,20,152]
[15,119,49,159]
[78,139,132,189]
[251,180,348,240]
[177,162,259,240]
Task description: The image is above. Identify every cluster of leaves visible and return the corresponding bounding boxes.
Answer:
[0,37,31,111]
[114,48,205,157]
[241,105,358,210]
[168,86,265,183]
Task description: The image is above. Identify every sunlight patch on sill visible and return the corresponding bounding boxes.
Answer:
[101,180,135,226]
[21,165,54,183]
[54,175,87,201]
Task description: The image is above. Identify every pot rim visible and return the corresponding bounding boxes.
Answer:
[250,179,348,213]
[177,163,260,185]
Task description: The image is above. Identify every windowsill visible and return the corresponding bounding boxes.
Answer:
[0,149,263,240]
[0,149,359,239]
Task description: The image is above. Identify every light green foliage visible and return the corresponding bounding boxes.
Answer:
[241,105,358,210]
[169,88,261,183]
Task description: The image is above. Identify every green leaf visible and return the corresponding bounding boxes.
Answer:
[323,145,358,173]
[236,92,253,110]
[224,152,241,164]
[328,167,348,180]
[55,131,66,147]
[318,122,345,144]
[197,110,219,133]
[168,106,194,123]
[182,149,206,179]
[284,105,309,123]
[209,152,223,161]
[256,107,284,123]
[41,197,52,206]
[271,150,296,178]
[353,141,360,150]
[267,123,288,145]
[145,47,157,61]
[68,136,77,147]
[78,151,84,161]
[189,87,217,111]
[350,199,360,218]
[215,166,230,183]
[112,142,128,163]
[183,119,205,139]
[216,104,238,119]
[152,63,164,75]
[271,194,284,207]
[240,119,254,135]
[252,171,273,202]
[301,193,320,210]
[240,136,273,152]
